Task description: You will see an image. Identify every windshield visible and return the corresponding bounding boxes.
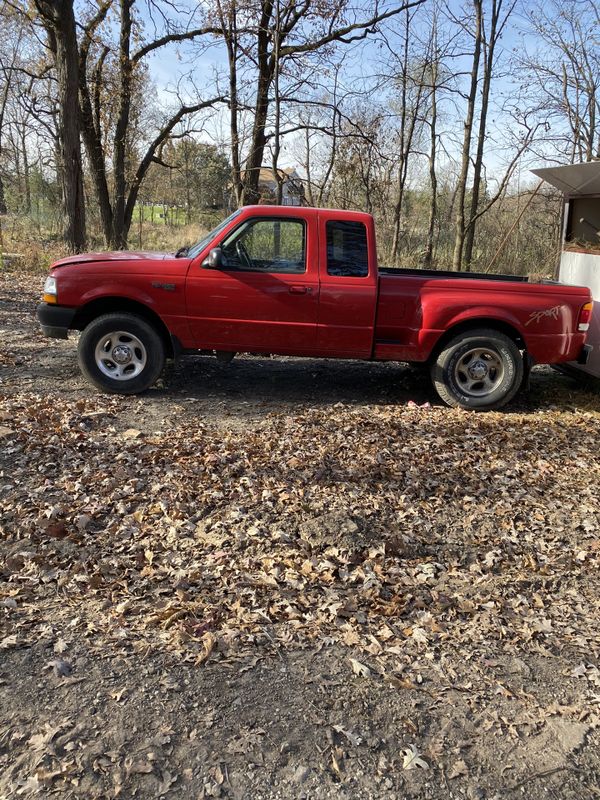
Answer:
[185,210,243,259]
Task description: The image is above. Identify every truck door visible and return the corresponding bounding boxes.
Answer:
[185,215,319,353]
[317,216,378,357]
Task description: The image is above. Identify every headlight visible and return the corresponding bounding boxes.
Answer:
[43,276,57,304]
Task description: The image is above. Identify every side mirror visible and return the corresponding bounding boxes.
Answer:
[203,247,223,269]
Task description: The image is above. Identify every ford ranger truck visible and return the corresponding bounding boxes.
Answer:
[37,206,593,411]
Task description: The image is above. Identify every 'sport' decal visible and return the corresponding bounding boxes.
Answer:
[525,305,561,326]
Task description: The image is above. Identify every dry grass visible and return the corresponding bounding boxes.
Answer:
[131,222,209,254]
[564,241,600,254]
[0,216,70,273]
[0,215,214,274]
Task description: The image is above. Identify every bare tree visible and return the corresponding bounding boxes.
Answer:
[462,0,517,267]
[451,0,482,270]
[33,0,86,251]
[0,9,25,214]
[77,0,225,248]
[423,9,442,266]
[210,0,426,207]
[520,0,600,163]
[380,8,432,260]
[293,73,344,209]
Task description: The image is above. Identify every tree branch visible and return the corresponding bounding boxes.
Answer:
[132,25,251,63]
[278,0,426,57]
[124,96,226,226]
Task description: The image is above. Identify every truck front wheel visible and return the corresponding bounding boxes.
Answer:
[77,313,165,394]
[431,328,523,411]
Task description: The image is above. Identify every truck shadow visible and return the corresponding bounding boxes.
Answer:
[12,346,599,418]
[154,354,599,415]
[161,354,436,410]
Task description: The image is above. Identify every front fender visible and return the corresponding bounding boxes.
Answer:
[79,284,157,308]
[60,278,158,310]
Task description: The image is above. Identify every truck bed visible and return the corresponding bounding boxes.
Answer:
[374,266,590,365]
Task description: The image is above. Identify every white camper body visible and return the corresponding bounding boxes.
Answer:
[533,162,600,378]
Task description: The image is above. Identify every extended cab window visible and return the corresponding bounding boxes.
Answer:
[220,218,306,274]
[326,220,368,277]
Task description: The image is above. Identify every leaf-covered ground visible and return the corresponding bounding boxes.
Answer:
[1,272,600,799]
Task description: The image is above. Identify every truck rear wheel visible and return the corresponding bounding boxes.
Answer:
[77,313,165,394]
[431,328,523,410]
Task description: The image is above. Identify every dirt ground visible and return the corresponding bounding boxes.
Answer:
[1,271,600,800]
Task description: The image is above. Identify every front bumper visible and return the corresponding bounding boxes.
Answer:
[578,344,593,365]
[37,303,77,339]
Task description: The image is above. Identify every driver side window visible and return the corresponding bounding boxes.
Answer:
[220,218,306,274]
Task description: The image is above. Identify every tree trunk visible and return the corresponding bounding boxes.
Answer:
[424,59,438,267]
[36,0,87,252]
[0,104,8,214]
[228,40,244,208]
[0,176,7,216]
[303,125,315,206]
[216,0,243,208]
[0,38,16,216]
[242,0,275,205]
[54,139,64,208]
[111,0,134,248]
[463,0,503,268]
[390,8,427,262]
[79,41,113,245]
[452,0,482,271]
[21,126,31,214]
[271,0,284,205]
[391,10,411,261]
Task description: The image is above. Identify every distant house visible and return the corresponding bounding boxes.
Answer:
[233,167,306,207]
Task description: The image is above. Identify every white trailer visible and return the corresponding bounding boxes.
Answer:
[532,162,600,378]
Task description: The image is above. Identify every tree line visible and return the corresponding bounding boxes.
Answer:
[0,0,598,271]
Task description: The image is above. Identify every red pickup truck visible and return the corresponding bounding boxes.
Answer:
[37,205,593,410]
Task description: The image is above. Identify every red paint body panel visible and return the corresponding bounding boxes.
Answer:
[316,211,378,356]
[54,257,195,345]
[375,274,590,363]
[185,210,320,352]
[45,205,592,367]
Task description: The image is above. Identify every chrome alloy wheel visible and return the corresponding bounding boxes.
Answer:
[94,331,147,380]
[453,346,505,397]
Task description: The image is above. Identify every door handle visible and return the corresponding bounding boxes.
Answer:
[289,285,311,294]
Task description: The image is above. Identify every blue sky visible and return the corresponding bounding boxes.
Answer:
[129,0,573,188]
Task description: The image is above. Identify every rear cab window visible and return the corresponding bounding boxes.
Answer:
[326,220,369,277]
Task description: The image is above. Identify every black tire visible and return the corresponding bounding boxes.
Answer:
[77,313,165,395]
[431,328,523,411]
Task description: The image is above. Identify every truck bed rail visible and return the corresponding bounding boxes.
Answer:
[379,266,529,282]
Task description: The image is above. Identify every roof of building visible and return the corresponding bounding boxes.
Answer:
[241,167,301,184]
[532,161,600,196]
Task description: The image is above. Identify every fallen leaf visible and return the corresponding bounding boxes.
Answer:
[402,744,429,770]
[127,760,153,774]
[123,428,142,439]
[27,724,62,751]
[349,658,372,678]
[332,724,362,747]
[46,659,73,678]
[196,632,216,666]
[448,758,468,779]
